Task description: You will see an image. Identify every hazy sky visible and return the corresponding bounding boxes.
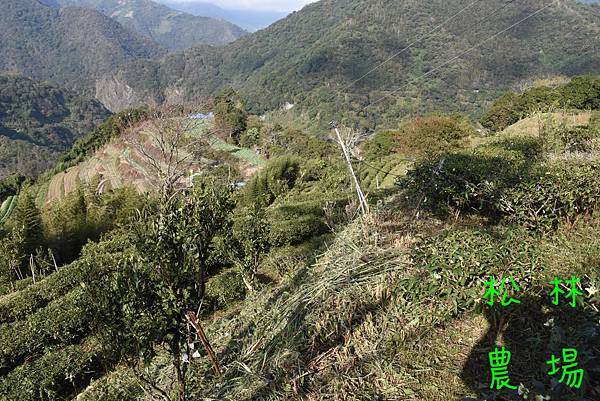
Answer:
[172,0,318,12]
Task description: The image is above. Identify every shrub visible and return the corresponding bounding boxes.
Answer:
[481,92,525,132]
[206,270,247,308]
[0,289,91,371]
[393,115,473,157]
[406,140,534,218]
[590,111,600,132]
[362,130,397,160]
[0,260,84,325]
[408,139,600,230]
[555,125,600,152]
[560,76,600,109]
[500,161,600,230]
[482,76,600,132]
[268,201,328,246]
[244,156,301,205]
[0,338,107,401]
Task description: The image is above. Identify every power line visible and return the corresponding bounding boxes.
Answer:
[327,0,519,104]
[365,0,558,110]
[332,0,481,96]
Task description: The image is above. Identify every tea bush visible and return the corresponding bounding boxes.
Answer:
[393,115,473,157]
[482,76,600,132]
[406,139,535,218]
[408,139,600,231]
[267,200,329,246]
[0,338,107,401]
[244,156,301,205]
[0,260,84,324]
[0,289,91,371]
[500,161,600,230]
[206,270,247,308]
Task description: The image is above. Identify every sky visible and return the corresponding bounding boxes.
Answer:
[171,0,318,12]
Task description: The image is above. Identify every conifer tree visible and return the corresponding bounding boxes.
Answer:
[11,192,43,257]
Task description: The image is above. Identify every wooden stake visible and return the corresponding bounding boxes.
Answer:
[29,254,36,283]
[186,311,221,376]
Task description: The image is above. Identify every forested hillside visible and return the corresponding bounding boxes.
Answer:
[0,75,111,178]
[46,0,247,50]
[0,0,164,95]
[102,0,600,127]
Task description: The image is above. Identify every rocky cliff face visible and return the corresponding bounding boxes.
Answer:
[95,76,150,112]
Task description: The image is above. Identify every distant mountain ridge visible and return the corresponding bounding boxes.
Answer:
[0,75,111,178]
[100,0,600,127]
[0,0,164,95]
[46,0,247,50]
[159,0,287,31]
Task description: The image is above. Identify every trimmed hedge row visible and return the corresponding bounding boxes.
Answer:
[268,201,329,246]
[407,139,600,230]
[0,337,106,401]
[0,277,33,298]
[0,260,84,325]
[481,76,600,132]
[0,288,91,371]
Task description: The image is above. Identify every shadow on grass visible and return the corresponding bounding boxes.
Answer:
[461,293,600,401]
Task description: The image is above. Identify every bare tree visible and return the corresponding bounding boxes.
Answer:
[126,106,210,197]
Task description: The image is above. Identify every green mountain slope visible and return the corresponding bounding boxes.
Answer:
[48,0,247,50]
[0,0,164,95]
[102,0,600,127]
[0,75,111,178]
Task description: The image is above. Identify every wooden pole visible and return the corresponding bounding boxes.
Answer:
[186,311,221,376]
[333,126,369,214]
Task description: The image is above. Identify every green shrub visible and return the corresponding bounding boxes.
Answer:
[393,115,473,157]
[0,338,107,401]
[480,92,523,132]
[500,161,600,230]
[244,156,301,205]
[555,125,600,152]
[408,139,600,230]
[362,130,397,160]
[482,76,600,132]
[590,111,600,132]
[0,277,33,297]
[206,270,246,308]
[0,260,84,325]
[0,289,91,370]
[406,140,535,218]
[268,201,328,246]
[560,76,600,109]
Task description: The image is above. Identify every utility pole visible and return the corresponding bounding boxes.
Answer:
[330,121,369,215]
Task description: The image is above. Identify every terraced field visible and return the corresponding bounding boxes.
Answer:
[41,119,265,204]
[0,196,17,224]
